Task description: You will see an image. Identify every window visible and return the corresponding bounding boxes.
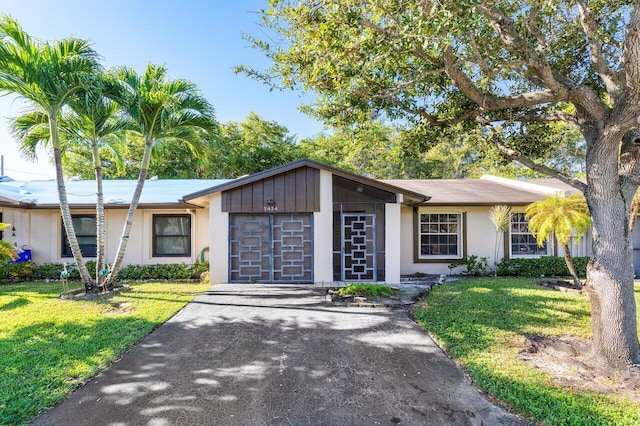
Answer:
[153,214,191,257]
[62,215,97,257]
[510,213,548,256]
[419,213,462,258]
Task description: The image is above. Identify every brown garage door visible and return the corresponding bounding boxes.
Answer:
[229,213,313,283]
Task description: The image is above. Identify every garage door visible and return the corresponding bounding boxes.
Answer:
[229,213,313,283]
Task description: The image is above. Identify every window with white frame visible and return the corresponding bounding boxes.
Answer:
[419,213,462,258]
[510,213,548,256]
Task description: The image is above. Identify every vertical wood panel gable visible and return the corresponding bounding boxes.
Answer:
[221,167,320,213]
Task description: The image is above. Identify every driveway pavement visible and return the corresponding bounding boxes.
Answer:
[33,285,528,425]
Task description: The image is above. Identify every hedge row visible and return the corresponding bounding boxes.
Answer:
[0,261,209,284]
[495,256,589,278]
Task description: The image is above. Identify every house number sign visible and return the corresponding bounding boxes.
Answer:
[264,199,278,212]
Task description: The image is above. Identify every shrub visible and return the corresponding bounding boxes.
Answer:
[0,261,36,283]
[338,283,395,297]
[2,260,209,284]
[448,255,491,276]
[116,262,208,281]
[496,256,589,277]
[33,260,97,281]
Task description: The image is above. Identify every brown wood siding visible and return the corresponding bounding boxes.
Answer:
[222,167,320,213]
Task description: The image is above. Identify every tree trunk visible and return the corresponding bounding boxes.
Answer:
[493,231,503,276]
[50,115,93,285]
[562,242,582,289]
[93,143,106,288]
[585,129,640,367]
[106,139,153,285]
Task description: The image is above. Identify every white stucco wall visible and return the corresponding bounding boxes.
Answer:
[400,205,507,275]
[1,206,209,266]
[313,169,334,284]
[399,204,594,276]
[385,203,401,283]
[208,193,228,284]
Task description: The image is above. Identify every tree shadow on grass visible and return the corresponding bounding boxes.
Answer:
[0,296,29,311]
[413,280,592,356]
[0,316,158,425]
[29,300,531,426]
[412,278,639,425]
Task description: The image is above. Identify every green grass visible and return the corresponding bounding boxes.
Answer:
[338,282,395,297]
[413,277,640,426]
[0,281,210,425]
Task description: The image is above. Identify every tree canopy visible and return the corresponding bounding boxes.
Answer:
[243,0,640,367]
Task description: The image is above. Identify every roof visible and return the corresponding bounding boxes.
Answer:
[0,178,231,208]
[383,176,580,205]
[0,161,582,209]
[183,159,430,205]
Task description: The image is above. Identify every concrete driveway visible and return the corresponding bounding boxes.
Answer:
[33,285,527,426]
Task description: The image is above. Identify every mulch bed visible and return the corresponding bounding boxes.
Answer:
[537,279,583,295]
[60,285,131,300]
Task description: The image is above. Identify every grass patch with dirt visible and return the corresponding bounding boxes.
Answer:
[0,280,210,424]
[412,277,640,426]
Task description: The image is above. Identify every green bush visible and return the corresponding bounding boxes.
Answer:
[1,260,209,284]
[33,260,97,281]
[117,262,207,281]
[448,255,491,276]
[496,256,589,277]
[338,283,395,297]
[0,261,36,283]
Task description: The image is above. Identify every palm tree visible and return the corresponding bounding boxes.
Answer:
[0,15,100,284]
[105,64,218,285]
[12,79,132,287]
[525,193,591,289]
[489,205,511,274]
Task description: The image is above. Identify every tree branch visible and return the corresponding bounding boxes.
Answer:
[486,125,588,192]
[618,130,640,226]
[574,0,622,100]
[443,47,559,110]
[467,31,495,77]
[475,4,569,98]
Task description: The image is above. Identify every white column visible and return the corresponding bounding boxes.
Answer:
[209,193,229,284]
[385,203,402,284]
[313,169,334,283]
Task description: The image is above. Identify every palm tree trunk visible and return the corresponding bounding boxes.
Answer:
[50,115,92,285]
[92,143,106,288]
[107,139,153,285]
[562,242,582,289]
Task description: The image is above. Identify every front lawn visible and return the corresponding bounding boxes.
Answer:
[0,281,210,424]
[413,278,640,426]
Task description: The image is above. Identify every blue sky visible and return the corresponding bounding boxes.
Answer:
[0,0,325,180]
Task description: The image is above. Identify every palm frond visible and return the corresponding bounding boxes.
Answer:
[489,205,511,233]
[525,193,591,246]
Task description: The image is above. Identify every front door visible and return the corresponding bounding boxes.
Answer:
[341,213,376,281]
[229,213,313,283]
